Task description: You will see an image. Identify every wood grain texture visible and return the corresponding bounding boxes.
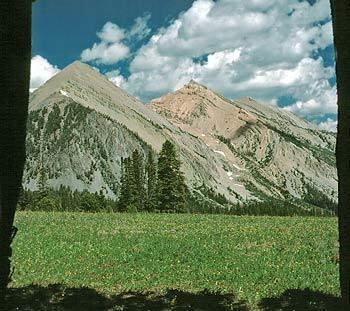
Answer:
[330,0,350,308]
[0,0,31,307]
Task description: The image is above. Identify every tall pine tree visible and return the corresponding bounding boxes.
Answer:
[157,140,188,213]
[118,151,146,212]
[118,157,133,211]
[145,152,158,212]
[131,150,145,211]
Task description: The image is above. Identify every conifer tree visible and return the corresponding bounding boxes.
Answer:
[157,140,188,212]
[131,150,145,211]
[38,166,49,197]
[145,152,158,212]
[126,155,139,211]
[31,168,53,210]
[118,151,146,212]
[118,157,132,211]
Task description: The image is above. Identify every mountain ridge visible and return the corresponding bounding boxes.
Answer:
[149,77,337,204]
[23,61,337,212]
[25,61,252,203]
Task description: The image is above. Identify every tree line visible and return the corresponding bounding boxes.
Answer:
[18,140,190,213]
[17,139,337,216]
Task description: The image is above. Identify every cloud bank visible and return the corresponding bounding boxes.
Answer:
[104,0,336,128]
[33,1,337,131]
[318,118,337,132]
[30,55,60,92]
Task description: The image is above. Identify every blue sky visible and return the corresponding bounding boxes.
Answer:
[32,0,194,69]
[31,0,337,131]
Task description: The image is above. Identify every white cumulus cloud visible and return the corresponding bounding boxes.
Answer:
[30,55,60,92]
[81,41,129,65]
[128,13,152,41]
[284,81,337,116]
[81,14,152,65]
[318,118,337,132]
[106,69,126,88]
[97,22,125,43]
[106,0,336,125]
[81,22,130,65]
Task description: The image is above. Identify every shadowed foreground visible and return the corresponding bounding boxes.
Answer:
[5,285,343,311]
[6,285,247,311]
[258,288,342,311]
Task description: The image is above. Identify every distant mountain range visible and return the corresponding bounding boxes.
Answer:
[24,61,337,211]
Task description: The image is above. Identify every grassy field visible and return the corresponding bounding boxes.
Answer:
[9,212,340,310]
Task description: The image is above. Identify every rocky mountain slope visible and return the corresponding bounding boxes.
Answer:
[150,80,337,204]
[25,62,248,202]
[24,62,337,210]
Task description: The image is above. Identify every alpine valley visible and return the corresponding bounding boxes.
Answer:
[24,61,337,213]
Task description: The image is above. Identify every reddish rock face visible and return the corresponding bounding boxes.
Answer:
[150,79,337,205]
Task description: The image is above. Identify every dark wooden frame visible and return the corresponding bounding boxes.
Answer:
[330,0,350,308]
[0,0,32,304]
[0,0,349,308]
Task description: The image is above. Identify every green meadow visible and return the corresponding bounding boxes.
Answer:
[9,212,340,310]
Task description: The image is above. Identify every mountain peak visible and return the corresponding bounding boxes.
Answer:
[188,79,199,85]
[57,60,102,80]
[64,60,97,74]
[185,79,207,90]
[66,60,86,68]
[29,60,122,112]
